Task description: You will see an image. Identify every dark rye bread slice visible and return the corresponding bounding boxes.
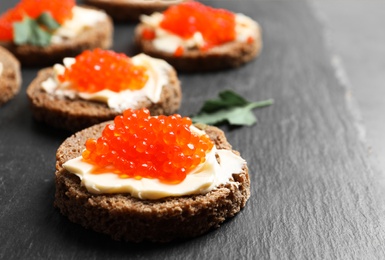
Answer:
[26,66,181,132]
[54,122,250,242]
[83,0,187,22]
[0,7,113,67]
[0,46,21,106]
[134,23,262,72]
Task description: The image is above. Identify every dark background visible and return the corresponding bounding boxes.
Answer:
[1,0,385,259]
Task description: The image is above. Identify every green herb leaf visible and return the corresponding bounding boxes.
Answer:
[37,12,60,31]
[14,16,51,46]
[191,90,273,126]
[13,18,32,45]
[13,13,60,47]
[201,90,249,112]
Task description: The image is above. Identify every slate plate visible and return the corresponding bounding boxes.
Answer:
[1,0,384,259]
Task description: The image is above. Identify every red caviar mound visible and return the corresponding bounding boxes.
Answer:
[0,8,23,40]
[159,1,236,49]
[82,108,215,184]
[58,49,148,93]
[0,0,75,41]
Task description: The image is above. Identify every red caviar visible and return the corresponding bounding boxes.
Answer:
[82,108,215,184]
[58,49,149,93]
[174,46,184,57]
[160,2,236,50]
[141,28,156,40]
[0,0,75,41]
[0,8,23,40]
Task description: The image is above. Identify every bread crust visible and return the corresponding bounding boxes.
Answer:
[83,0,187,22]
[26,66,181,132]
[54,122,250,242]
[134,23,262,72]
[0,7,113,67]
[0,46,21,106]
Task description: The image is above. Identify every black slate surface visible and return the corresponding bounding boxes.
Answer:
[1,0,385,259]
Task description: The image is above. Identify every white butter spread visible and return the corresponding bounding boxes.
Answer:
[0,62,3,77]
[51,6,108,44]
[235,14,259,42]
[41,53,172,113]
[140,12,260,54]
[63,145,245,200]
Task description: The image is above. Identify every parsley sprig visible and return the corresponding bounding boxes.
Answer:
[14,12,60,46]
[191,90,273,126]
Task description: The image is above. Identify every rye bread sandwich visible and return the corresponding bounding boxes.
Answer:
[83,0,188,22]
[134,1,262,72]
[54,108,250,242]
[27,49,181,132]
[0,0,112,66]
[0,46,21,106]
